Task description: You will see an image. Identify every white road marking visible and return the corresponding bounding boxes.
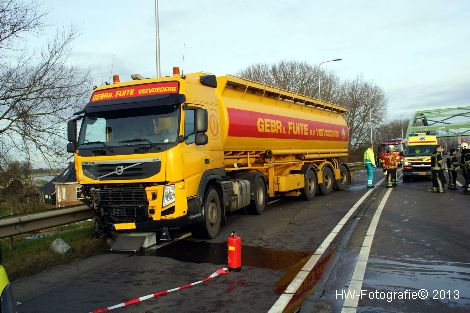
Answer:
[341,188,393,312]
[268,177,385,313]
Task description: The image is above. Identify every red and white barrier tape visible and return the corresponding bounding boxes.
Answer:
[89,267,229,313]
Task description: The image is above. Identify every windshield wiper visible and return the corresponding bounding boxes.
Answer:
[119,138,162,150]
[81,141,107,146]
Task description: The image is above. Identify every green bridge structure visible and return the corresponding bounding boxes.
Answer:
[405,105,470,140]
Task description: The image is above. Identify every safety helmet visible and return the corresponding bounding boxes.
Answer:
[462,142,469,149]
[388,145,395,150]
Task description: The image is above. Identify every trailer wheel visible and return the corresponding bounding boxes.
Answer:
[320,167,334,195]
[334,164,350,191]
[301,169,318,200]
[247,175,266,215]
[191,187,221,239]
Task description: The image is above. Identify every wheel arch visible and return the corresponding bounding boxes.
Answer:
[198,168,226,222]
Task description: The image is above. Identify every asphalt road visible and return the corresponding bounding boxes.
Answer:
[12,170,470,313]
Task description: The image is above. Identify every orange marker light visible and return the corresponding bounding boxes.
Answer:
[173,67,180,76]
[112,75,120,84]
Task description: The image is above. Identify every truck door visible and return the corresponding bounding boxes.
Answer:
[182,107,209,197]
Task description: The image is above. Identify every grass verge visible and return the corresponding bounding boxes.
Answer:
[1,221,107,281]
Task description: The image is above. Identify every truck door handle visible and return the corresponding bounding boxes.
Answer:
[205,159,210,164]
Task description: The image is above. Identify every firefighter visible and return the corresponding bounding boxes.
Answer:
[363,143,376,188]
[461,146,470,194]
[431,145,446,193]
[446,148,459,190]
[383,145,400,188]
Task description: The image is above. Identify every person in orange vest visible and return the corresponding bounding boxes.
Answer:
[383,145,400,188]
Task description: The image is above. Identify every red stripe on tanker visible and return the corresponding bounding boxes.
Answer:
[227,108,349,141]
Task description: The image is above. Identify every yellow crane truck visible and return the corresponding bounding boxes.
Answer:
[67,68,350,238]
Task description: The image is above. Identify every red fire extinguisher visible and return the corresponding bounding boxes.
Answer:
[227,231,241,272]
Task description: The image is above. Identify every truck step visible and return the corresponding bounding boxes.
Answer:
[110,232,157,252]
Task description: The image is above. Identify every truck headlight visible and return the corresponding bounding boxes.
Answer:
[404,162,410,166]
[162,185,175,207]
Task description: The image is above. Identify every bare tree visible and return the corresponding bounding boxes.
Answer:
[238,61,387,153]
[0,0,90,168]
[334,76,387,150]
[0,160,46,215]
[239,61,338,99]
[0,0,43,49]
[375,119,409,143]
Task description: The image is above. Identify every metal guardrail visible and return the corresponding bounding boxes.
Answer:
[0,205,93,239]
[1,163,364,239]
[347,162,364,172]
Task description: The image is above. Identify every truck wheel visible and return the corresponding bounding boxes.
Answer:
[334,164,350,191]
[301,169,318,200]
[320,167,334,195]
[191,188,221,239]
[248,175,266,215]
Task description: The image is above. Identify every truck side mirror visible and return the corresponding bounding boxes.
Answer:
[195,109,208,133]
[195,133,208,145]
[67,120,77,142]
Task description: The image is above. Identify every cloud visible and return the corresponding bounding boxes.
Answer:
[387,80,470,120]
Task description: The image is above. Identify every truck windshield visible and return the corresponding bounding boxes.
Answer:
[78,106,180,148]
[405,145,436,157]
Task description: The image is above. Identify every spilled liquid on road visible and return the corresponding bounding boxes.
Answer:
[363,256,470,309]
[146,239,311,272]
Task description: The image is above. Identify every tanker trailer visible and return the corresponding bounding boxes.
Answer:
[66,68,350,239]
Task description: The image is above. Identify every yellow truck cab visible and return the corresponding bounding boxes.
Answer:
[67,69,350,238]
[402,134,438,181]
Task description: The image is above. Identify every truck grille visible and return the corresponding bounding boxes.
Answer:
[82,159,161,180]
[105,206,148,223]
[96,187,150,223]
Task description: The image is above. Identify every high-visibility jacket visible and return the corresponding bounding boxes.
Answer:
[384,152,400,169]
[465,152,470,169]
[431,151,444,170]
[446,155,460,171]
[364,148,376,166]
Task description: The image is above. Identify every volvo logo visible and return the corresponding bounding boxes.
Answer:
[115,166,124,175]
[97,162,143,179]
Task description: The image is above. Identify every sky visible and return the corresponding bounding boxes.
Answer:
[41,0,470,121]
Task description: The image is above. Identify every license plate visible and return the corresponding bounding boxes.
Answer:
[418,172,427,176]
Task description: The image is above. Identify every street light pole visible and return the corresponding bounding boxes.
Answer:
[154,0,161,77]
[400,114,404,138]
[318,58,342,99]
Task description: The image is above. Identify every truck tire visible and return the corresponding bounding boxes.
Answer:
[334,164,350,191]
[301,169,318,200]
[191,188,221,239]
[247,175,266,215]
[320,166,334,195]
